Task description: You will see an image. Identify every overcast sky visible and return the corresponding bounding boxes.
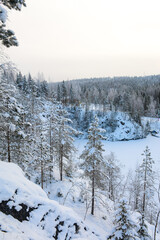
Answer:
[5,0,160,81]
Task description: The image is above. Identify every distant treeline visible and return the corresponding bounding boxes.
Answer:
[50,75,160,122]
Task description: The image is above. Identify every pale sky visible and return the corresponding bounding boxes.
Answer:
[5,0,160,81]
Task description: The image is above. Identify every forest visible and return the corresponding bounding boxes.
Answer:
[0,0,160,239]
[0,65,160,239]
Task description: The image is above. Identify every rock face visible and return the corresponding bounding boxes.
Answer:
[101,111,144,141]
[0,198,36,222]
[0,161,99,240]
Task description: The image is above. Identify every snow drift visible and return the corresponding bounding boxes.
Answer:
[0,161,100,240]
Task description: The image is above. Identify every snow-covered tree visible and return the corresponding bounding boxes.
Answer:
[127,165,142,211]
[0,77,28,163]
[57,84,61,102]
[139,146,155,218]
[0,0,26,47]
[107,198,139,240]
[137,214,152,240]
[35,123,50,189]
[80,115,106,215]
[61,80,67,104]
[53,106,77,181]
[70,84,75,104]
[104,152,122,201]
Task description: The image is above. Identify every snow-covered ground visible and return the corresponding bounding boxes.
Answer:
[75,134,160,174]
[0,134,160,239]
[1,116,160,239]
[0,161,104,240]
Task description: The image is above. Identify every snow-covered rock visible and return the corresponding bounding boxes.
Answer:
[0,161,101,240]
[101,111,144,141]
[68,106,144,141]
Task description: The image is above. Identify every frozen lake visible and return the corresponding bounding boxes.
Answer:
[75,134,160,174]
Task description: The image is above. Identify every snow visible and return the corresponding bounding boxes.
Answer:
[9,123,16,132]
[142,116,160,131]
[0,161,105,239]
[101,111,143,141]
[14,116,19,121]
[0,161,47,204]
[75,134,160,174]
[3,113,10,118]
[1,95,160,240]
[18,130,26,138]
[0,5,7,23]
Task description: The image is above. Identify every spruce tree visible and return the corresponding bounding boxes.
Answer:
[57,84,61,102]
[61,80,67,104]
[107,198,139,240]
[80,115,105,215]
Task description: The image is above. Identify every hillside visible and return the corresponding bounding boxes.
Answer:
[0,161,104,240]
[0,69,160,240]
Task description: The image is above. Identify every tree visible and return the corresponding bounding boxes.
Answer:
[132,165,142,211]
[16,72,23,90]
[0,0,26,47]
[107,198,139,240]
[57,84,61,102]
[154,184,160,240]
[137,214,152,240]
[70,84,75,104]
[80,115,105,215]
[36,123,50,189]
[0,77,28,163]
[53,106,77,181]
[61,80,67,104]
[139,146,155,218]
[104,152,122,201]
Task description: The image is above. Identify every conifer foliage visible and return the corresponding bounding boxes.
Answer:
[0,0,26,47]
[53,106,77,181]
[80,115,106,215]
[107,198,139,240]
[139,146,155,217]
[137,214,152,240]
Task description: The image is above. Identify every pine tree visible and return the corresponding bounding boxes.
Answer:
[139,146,155,218]
[53,106,77,181]
[80,115,105,215]
[107,198,139,240]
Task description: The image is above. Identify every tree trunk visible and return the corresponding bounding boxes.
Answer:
[135,194,138,210]
[40,138,43,189]
[7,129,11,162]
[142,162,147,214]
[49,119,53,163]
[60,145,63,181]
[154,210,160,240]
[49,121,53,183]
[91,170,95,215]
[41,160,43,189]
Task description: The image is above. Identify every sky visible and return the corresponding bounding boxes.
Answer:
[4,0,160,82]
